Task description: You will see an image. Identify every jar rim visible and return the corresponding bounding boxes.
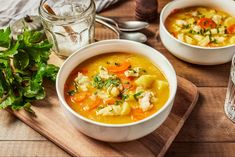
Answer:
[39,0,94,21]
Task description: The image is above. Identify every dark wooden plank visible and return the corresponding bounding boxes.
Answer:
[175,87,235,142]
[166,142,235,157]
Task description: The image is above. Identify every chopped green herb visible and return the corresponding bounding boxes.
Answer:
[97,105,104,111]
[134,91,143,100]
[67,90,76,96]
[104,78,121,87]
[122,94,129,100]
[92,75,104,89]
[114,100,122,106]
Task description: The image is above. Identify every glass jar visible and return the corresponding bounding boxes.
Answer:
[39,0,95,58]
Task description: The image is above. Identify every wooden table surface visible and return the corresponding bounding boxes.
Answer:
[1,0,235,156]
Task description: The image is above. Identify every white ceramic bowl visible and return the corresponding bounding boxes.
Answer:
[56,40,177,142]
[160,0,235,65]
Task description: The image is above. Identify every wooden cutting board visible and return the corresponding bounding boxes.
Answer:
[8,55,199,157]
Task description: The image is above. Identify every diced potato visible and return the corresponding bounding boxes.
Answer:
[110,87,120,97]
[172,24,182,32]
[154,80,169,93]
[135,75,157,89]
[176,20,187,27]
[192,25,201,33]
[198,36,210,47]
[187,18,195,24]
[218,27,226,34]
[193,35,204,42]
[211,28,218,34]
[224,17,235,27]
[196,7,207,15]
[177,33,184,41]
[204,9,216,18]
[121,102,131,115]
[212,15,222,24]
[185,35,196,45]
[214,36,225,43]
[230,36,235,44]
[125,91,135,101]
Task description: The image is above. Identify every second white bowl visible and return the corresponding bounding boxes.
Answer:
[160,0,235,65]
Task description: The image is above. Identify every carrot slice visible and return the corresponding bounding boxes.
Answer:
[107,62,131,73]
[78,68,88,74]
[104,98,116,105]
[227,24,235,34]
[70,92,88,103]
[87,98,102,111]
[197,18,216,29]
[131,108,146,121]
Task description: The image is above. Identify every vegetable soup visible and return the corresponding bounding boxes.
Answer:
[64,53,169,124]
[165,7,235,47]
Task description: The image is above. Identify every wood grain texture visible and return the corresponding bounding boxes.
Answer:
[7,76,198,157]
[0,141,69,157]
[166,142,235,157]
[176,87,235,142]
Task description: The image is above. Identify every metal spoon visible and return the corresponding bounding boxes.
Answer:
[96,15,149,32]
[96,18,147,43]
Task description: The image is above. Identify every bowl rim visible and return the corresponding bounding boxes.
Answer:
[56,39,177,128]
[160,0,235,50]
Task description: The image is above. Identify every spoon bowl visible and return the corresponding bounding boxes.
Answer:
[96,18,147,43]
[96,15,149,32]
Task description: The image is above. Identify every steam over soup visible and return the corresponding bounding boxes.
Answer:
[64,53,169,124]
[165,7,235,47]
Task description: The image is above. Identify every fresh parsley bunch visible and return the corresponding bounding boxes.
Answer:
[0,27,59,113]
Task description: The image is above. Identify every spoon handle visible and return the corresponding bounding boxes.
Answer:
[95,18,120,38]
[96,15,119,29]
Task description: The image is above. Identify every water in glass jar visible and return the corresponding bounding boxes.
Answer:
[39,0,95,58]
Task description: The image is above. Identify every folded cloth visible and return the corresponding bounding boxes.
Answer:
[0,0,120,27]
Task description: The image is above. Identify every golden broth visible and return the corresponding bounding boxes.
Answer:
[64,53,169,124]
[165,6,235,47]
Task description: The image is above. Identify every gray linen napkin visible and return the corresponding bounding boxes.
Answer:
[0,0,120,27]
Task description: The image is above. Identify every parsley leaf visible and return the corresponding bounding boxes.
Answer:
[0,27,59,113]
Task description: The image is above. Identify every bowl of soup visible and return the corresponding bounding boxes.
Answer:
[56,40,177,142]
[160,0,235,65]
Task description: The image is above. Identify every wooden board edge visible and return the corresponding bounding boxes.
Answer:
[157,77,199,157]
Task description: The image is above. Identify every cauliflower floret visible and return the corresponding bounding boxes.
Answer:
[212,15,222,25]
[138,91,154,112]
[176,20,187,27]
[74,72,90,91]
[124,67,142,77]
[98,66,115,80]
